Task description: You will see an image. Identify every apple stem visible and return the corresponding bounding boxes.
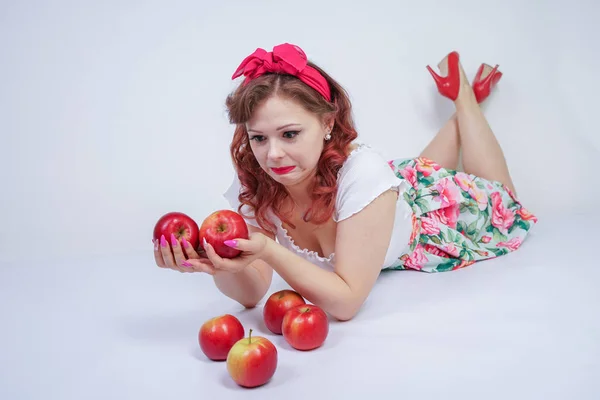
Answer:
[249,328,252,344]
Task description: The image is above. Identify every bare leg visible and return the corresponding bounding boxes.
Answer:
[437,55,517,195]
[419,113,460,170]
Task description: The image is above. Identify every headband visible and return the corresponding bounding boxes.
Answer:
[231,43,332,102]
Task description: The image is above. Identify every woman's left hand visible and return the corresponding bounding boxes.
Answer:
[203,232,271,273]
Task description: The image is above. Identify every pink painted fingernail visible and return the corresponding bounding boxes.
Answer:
[170,233,178,246]
[224,240,237,248]
[182,261,192,267]
[160,235,168,247]
[181,237,190,248]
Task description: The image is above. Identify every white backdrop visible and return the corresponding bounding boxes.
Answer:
[2,2,600,399]
[1,0,599,262]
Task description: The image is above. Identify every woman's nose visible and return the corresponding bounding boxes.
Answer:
[267,141,285,159]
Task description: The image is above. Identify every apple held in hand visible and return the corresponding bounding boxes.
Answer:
[199,210,249,258]
[226,329,278,388]
[153,211,200,250]
[198,314,245,361]
[263,290,306,334]
[282,304,329,351]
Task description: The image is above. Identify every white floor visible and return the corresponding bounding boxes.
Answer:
[1,213,598,399]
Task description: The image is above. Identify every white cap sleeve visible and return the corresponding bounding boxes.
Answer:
[223,174,261,228]
[334,146,407,222]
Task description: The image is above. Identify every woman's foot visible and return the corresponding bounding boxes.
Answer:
[472,63,502,103]
[426,51,474,103]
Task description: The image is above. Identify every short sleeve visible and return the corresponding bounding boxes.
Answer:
[223,174,261,228]
[334,146,408,222]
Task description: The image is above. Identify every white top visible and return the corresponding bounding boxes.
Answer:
[223,143,413,271]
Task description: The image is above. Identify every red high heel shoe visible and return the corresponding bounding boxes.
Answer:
[472,63,502,103]
[426,51,461,101]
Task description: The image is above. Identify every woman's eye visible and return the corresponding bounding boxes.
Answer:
[249,135,265,142]
[249,131,298,143]
[283,131,299,139]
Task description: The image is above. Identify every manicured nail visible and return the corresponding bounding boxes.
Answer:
[181,237,190,248]
[153,239,158,251]
[170,233,178,246]
[182,261,192,267]
[160,235,168,247]
[203,237,209,249]
[224,240,237,248]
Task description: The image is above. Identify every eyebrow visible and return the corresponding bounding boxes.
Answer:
[247,123,301,134]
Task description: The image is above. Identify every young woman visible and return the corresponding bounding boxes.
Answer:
[153,43,537,321]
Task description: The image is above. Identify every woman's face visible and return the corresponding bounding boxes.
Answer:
[246,95,331,188]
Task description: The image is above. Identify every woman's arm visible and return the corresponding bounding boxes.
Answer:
[212,225,274,308]
[262,189,398,321]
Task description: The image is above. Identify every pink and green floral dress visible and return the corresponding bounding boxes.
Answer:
[386,157,538,272]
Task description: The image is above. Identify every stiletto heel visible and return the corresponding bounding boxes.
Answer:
[472,63,502,103]
[426,51,461,101]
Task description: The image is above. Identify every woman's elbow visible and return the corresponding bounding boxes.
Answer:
[330,301,363,321]
[235,287,269,309]
[240,300,259,309]
[333,313,356,322]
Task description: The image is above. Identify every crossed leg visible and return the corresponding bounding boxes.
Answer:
[419,112,460,170]
[419,59,517,196]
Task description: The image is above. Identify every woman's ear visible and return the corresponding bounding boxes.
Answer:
[322,114,335,132]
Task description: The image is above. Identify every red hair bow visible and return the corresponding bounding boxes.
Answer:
[231,43,331,101]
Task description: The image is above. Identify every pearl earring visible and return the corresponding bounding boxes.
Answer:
[324,129,331,141]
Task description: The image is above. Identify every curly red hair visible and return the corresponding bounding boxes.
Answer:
[225,61,358,234]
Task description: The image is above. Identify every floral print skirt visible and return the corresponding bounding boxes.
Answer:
[386,157,538,272]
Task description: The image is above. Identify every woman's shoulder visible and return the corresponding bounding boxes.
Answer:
[339,142,392,176]
[334,142,406,222]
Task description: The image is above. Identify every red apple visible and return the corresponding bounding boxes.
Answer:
[153,211,200,250]
[198,314,245,361]
[199,210,249,258]
[226,329,277,388]
[263,289,306,334]
[282,304,329,351]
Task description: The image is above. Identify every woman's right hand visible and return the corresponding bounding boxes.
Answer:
[153,234,215,275]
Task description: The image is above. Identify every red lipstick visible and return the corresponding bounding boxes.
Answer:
[271,166,296,175]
